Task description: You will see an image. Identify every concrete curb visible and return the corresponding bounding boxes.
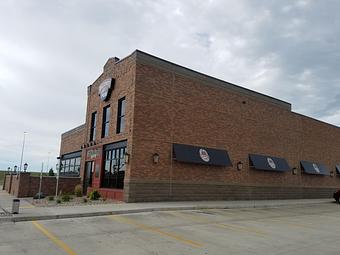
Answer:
[0,199,335,223]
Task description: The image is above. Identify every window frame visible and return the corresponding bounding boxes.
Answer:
[116,97,126,134]
[101,105,110,138]
[90,111,97,141]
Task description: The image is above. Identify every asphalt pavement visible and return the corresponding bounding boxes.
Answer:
[1,203,340,255]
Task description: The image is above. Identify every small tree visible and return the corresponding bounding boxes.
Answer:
[48,168,55,176]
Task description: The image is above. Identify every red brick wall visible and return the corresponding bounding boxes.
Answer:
[126,54,340,201]
[58,50,340,202]
[60,124,86,156]
[3,173,80,197]
[3,174,12,193]
[80,53,136,197]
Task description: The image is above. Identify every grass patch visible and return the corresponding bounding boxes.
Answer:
[0,170,6,185]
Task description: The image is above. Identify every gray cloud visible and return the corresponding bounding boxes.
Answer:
[0,0,339,170]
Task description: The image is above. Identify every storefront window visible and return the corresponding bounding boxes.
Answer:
[102,144,126,189]
[60,152,81,176]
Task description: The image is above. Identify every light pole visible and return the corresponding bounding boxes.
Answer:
[46,151,51,172]
[55,162,62,200]
[19,132,27,175]
[38,162,43,200]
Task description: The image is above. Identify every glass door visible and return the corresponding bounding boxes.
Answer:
[84,161,94,193]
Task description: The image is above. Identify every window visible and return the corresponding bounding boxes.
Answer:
[101,141,126,189]
[60,151,81,176]
[116,97,126,134]
[90,111,97,141]
[102,105,110,138]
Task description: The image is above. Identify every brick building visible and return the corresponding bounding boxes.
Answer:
[59,50,340,202]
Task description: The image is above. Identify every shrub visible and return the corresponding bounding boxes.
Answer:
[56,199,61,204]
[48,196,54,201]
[61,194,72,202]
[74,184,83,197]
[83,198,88,203]
[89,190,101,200]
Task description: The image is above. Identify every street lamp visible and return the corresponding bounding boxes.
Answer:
[124,152,130,164]
[19,132,27,175]
[237,161,243,171]
[152,153,160,164]
[24,163,28,172]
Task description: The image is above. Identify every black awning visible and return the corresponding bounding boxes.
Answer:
[249,154,291,172]
[173,143,232,167]
[104,140,127,151]
[61,151,82,160]
[300,161,329,175]
[336,165,340,175]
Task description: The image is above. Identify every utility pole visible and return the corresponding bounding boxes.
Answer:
[38,162,44,200]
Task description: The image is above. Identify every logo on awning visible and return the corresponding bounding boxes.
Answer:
[199,149,210,162]
[312,163,320,173]
[267,157,276,169]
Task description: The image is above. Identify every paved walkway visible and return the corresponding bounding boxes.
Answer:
[0,188,35,215]
[0,187,335,223]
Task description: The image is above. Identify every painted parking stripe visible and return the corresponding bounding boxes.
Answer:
[110,215,204,248]
[31,221,77,255]
[20,205,35,208]
[168,211,268,237]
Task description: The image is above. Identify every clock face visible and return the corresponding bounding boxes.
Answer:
[98,78,113,101]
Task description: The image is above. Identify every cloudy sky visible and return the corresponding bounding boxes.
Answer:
[0,0,339,171]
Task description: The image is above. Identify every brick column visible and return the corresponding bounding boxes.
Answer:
[17,173,31,197]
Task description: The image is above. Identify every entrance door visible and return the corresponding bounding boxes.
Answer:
[84,161,94,194]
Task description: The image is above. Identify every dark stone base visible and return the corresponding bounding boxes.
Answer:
[126,181,338,202]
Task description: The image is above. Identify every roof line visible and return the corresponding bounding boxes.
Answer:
[134,49,291,110]
[61,124,85,137]
[292,111,339,129]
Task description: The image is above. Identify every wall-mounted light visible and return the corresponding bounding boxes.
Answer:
[237,161,243,171]
[292,167,298,175]
[124,152,130,164]
[23,163,28,172]
[153,153,160,164]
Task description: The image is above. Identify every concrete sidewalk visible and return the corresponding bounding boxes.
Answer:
[0,188,335,222]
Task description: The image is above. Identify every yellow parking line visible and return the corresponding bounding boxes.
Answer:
[168,211,268,237]
[216,223,267,237]
[20,205,35,209]
[266,218,313,230]
[166,211,212,224]
[110,215,203,248]
[31,221,77,255]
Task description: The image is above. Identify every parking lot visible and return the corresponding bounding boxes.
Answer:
[0,203,339,255]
